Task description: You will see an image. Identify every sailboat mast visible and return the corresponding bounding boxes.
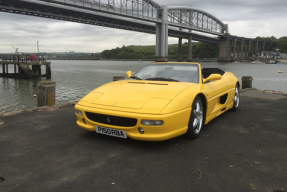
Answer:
[37,41,39,54]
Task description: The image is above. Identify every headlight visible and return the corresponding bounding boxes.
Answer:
[76,110,83,116]
[141,120,164,126]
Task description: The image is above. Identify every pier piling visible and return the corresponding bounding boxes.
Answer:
[37,81,56,107]
[241,76,253,89]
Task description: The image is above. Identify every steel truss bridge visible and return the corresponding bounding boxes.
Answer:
[0,0,270,61]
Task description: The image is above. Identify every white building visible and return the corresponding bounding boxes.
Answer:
[280,53,286,59]
[261,51,281,59]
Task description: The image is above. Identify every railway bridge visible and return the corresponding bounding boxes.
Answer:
[0,0,272,62]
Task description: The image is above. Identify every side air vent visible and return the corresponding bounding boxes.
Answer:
[219,94,228,104]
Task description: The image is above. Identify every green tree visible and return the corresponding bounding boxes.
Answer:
[277,37,287,52]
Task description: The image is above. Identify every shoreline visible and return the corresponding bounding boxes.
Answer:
[1,88,286,118]
[0,100,79,117]
[101,58,218,62]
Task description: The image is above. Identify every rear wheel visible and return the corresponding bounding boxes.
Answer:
[186,96,204,139]
[231,84,240,111]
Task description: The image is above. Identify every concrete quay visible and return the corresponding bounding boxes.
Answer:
[0,90,287,192]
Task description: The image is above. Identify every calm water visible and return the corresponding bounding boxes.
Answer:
[1,61,287,113]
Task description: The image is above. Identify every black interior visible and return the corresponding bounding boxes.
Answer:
[202,68,225,79]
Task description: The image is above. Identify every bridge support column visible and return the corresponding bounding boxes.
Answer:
[177,37,182,62]
[237,43,240,61]
[241,38,244,62]
[263,40,266,51]
[252,43,255,57]
[187,36,192,62]
[217,35,231,62]
[248,39,252,57]
[155,5,168,62]
[230,40,233,58]
[246,43,248,57]
[233,37,237,61]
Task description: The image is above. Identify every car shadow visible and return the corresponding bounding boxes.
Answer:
[79,129,200,150]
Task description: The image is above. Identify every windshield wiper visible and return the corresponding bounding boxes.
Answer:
[130,76,142,80]
[145,77,179,82]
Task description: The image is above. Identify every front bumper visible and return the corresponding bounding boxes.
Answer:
[75,104,191,141]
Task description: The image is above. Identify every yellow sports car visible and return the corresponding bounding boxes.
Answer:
[75,62,240,141]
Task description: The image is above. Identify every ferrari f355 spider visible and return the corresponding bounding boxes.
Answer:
[75,62,240,141]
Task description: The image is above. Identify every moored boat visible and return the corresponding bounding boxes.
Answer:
[251,60,262,64]
[265,60,277,64]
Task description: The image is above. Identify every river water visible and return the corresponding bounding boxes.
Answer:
[1,60,287,113]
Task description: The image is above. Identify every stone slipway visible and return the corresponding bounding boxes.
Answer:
[0,90,287,192]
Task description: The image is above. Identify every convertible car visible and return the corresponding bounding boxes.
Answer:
[75,62,240,141]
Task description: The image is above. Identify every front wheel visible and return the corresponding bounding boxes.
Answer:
[186,96,204,139]
[231,84,240,111]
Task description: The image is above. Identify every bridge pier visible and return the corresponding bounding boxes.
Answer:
[233,37,237,61]
[155,5,168,62]
[177,38,182,62]
[217,35,231,62]
[241,38,244,61]
[237,42,240,61]
[244,42,248,58]
[187,36,192,62]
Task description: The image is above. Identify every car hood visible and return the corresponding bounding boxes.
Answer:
[80,80,193,110]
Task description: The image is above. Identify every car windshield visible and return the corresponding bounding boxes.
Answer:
[132,64,199,83]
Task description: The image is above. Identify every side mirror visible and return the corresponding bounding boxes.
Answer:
[126,71,132,78]
[203,74,222,83]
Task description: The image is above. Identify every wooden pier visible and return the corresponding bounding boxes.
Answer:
[0,55,51,79]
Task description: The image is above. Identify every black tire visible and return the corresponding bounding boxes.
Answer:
[231,84,240,111]
[186,96,204,139]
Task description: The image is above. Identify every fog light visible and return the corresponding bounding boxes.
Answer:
[76,110,83,116]
[141,120,164,126]
[138,127,145,134]
[82,118,86,124]
[153,120,164,125]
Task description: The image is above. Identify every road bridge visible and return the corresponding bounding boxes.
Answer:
[0,0,272,62]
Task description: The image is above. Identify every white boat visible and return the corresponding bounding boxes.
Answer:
[265,60,277,64]
[251,60,262,64]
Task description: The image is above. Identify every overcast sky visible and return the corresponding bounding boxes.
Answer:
[0,0,286,53]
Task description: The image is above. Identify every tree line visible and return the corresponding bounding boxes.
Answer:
[99,36,287,60]
[256,36,287,53]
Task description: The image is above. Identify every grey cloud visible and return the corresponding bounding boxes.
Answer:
[0,0,286,53]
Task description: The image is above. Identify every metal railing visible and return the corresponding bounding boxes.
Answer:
[0,55,48,62]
